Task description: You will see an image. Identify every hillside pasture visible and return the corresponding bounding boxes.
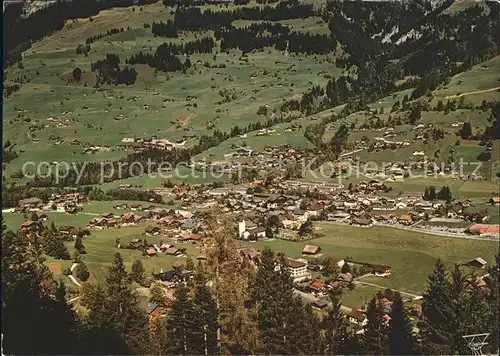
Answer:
[4,6,342,178]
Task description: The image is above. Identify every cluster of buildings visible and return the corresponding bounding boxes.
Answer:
[108,174,498,242]
[14,193,85,214]
[120,137,187,151]
[194,144,318,175]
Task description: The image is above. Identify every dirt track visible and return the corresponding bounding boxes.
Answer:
[180,111,196,127]
[445,86,500,99]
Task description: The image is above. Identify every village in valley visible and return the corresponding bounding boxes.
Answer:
[2,0,500,353]
[9,160,499,324]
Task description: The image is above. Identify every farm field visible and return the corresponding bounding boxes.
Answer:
[242,223,498,295]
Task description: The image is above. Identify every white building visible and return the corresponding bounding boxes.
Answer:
[285,259,310,282]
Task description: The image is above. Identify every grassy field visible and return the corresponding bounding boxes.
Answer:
[432,55,500,104]
[341,284,387,309]
[48,226,200,285]
[242,223,498,295]
[3,1,342,179]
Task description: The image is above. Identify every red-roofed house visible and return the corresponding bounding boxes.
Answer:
[121,212,136,223]
[310,281,326,293]
[159,217,175,226]
[468,224,500,237]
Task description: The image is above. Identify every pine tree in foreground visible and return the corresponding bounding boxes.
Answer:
[205,214,261,354]
[448,264,471,354]
[485,255,499,352]
[388,292,418,355]
[324,287,349,354]
[82,252,149,355]
[149,314,168,355]
[251,249,292,354]
[166,283,196,355]
[362,296,388,355]
[286,299,322,355]
[2,226,78,355]
[191,266,220,355]
[419,259,454,355]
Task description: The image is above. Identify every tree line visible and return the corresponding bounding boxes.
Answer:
[91,53,137,86]
[151,20,179,38]
[172,1,314,31]
[216,22,334,54]
[3,0,138,69]
[2,216,499,355]
[423,186,453,202]
[85,27,126,44]
[4,83,21,98]
[87,187,163,203]
[127,37,215,72]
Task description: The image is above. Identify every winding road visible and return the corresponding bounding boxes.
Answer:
[69,263,82,287]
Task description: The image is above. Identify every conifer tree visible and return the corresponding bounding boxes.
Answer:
[362,296,389,355]
[192,266,220,355]
[485,255,499,352]
[75,260,90,282]
[448,264,470,354]
[2,225,77,354]
[74,234,86,254]
[43,230,71,260]
[388,292,418,355]
[31,211,39,221]
[205,213,261,354]
[251,249,292,354]
[130,259,146,286]
[185,256,195,272]
[149,315,168,355]
[419,259,454,355]
[166,283,196,355]
[323,256,340,278]
[286,299,322,354]
[100,252,149,354]
[149,282,166,306]
[324,288,349,354]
